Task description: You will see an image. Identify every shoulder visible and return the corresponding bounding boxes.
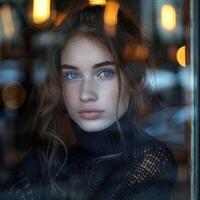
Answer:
[130,130,177,180]
[110,131,177,200]
[1,150,45,200]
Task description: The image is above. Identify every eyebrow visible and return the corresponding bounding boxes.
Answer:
[61,61,115,70]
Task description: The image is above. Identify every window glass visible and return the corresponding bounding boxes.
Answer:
[0,1,194,200]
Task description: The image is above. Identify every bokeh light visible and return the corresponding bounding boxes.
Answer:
[33,0,51,24]
[2,81,26,109]
[89,0,106,6]
[124,43,149,62]
[176,45,186,67]
[103,1,120,36]
[161,4,176,31]
[0,4,15,39]
[104,1,119,26]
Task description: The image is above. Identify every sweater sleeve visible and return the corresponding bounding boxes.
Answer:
[0,166,38,200]
[0,151,44,200]
[110,142,177,200]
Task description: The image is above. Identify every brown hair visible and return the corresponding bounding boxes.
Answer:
[33,1,149,193]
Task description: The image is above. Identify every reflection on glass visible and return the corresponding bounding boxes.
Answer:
[33,0,51,24]
[103,1,120,36]
[161,4,176,31]
[104,1,119,26]
[0,4,15,39]
[176,45,186,67]
[2,81,26,110]
[89,0,106,6]
[0,0,192,200]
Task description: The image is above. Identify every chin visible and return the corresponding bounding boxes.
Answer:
[79,124,106,132]
[78,120,113,133]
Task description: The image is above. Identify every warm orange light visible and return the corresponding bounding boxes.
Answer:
[103,1,119,36]
[176,45,186,67]
[0,5,15,39]
[161,4,176,31]
[135,45,149,61]
[33,0,51,24]
[89,0,106,6]
[2,82,26,109]
[54,12,67,26]
[104,1,119,26]
[123,43,149,62]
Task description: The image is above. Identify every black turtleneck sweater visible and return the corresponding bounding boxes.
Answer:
[1,114,177,200]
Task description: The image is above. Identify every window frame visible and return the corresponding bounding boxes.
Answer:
[191,0,200,200]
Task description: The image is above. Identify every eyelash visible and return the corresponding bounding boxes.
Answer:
[63,72,80,80]
[63,69,115,80]
[97,69,115,78]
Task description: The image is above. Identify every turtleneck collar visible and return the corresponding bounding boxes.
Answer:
[69,113,137,158]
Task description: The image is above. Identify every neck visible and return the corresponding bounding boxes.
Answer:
[69,113,136,158]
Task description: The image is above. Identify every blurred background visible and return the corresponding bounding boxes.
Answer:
[0,0,192,199]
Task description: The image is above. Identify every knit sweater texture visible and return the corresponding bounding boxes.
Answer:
[1,114,177,200]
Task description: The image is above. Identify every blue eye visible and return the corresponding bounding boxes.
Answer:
[64,72,80,80]
[98,70,114,78]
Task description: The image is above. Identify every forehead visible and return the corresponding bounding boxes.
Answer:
[60,36,114,68]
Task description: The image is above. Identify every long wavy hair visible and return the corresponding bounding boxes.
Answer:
[30,0,149,194]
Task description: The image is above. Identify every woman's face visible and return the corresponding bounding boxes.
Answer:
[61,36,130,132]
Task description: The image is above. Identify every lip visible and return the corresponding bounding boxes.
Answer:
[78,109,104,120]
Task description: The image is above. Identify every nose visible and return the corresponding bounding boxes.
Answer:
[79,79,98,102]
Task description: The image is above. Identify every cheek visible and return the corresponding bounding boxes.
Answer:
[101,80,130,104]
[62,83,78,109]
[109,88,119,104]
[119,86,131,111]
[100,81,119,109]
[99,78,121,96]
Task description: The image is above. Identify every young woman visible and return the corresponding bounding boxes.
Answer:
[2,1,177,200]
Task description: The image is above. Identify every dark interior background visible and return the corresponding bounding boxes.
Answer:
[0,0,192,199]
